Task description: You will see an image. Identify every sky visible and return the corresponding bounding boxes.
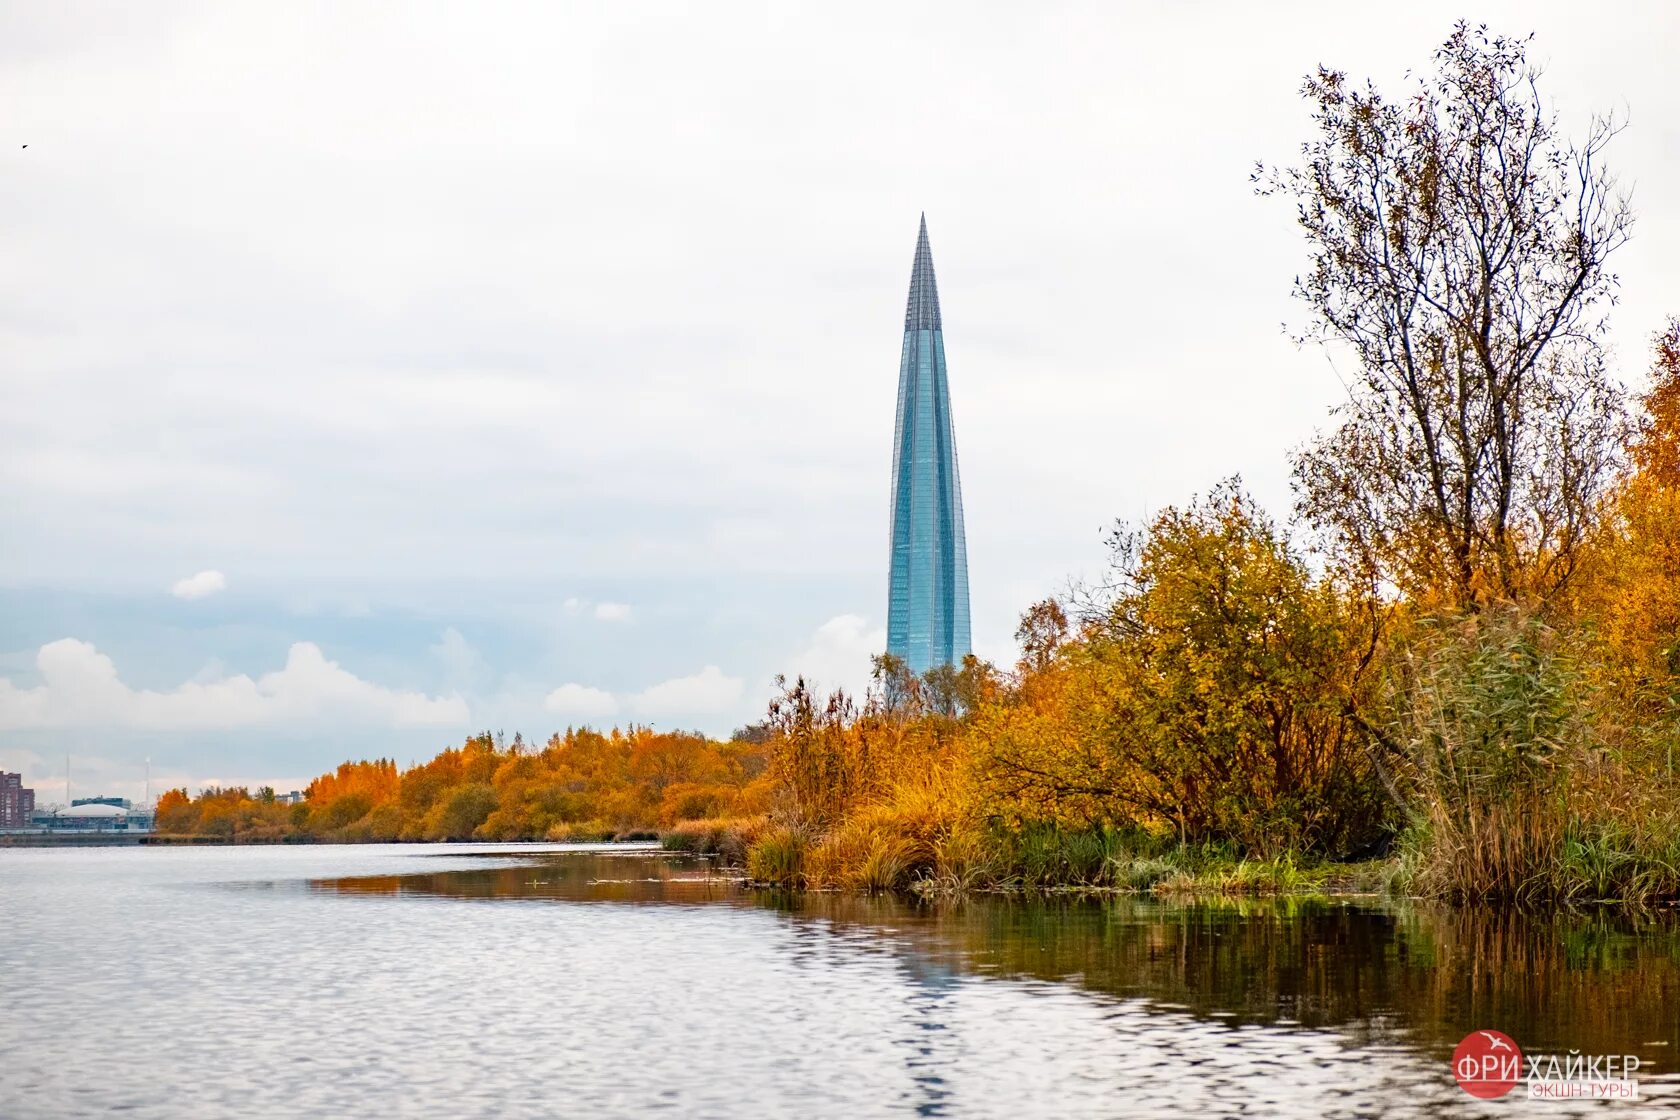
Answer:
[3,1,1677,803]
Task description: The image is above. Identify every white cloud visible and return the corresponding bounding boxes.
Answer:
[631,665,744,719]
[561,598,634,623]
[170,570,227,600]
[543,682,620,721]
[0,639,469,730]
[428,627,484,687]
[539,664,744,727]
[780,613,885,698]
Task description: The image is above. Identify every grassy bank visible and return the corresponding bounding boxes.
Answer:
[671,816,1680,904]
[663,818,1397,897]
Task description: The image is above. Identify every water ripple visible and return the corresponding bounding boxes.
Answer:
[0,844,1674,1119]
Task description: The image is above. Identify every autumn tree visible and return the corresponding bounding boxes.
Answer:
[1015,599,1070,675]
[1587,319,1680,728]
[154,787,194,832]
[765,676,868,828]
[153,725,773,842]
[1258,23,1631,609]
[305,758,400,835]
[981,481,1387,854]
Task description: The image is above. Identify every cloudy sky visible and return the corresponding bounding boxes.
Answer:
[3,2,1677,802]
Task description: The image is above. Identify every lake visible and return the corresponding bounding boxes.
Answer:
[1,843,1675,1117]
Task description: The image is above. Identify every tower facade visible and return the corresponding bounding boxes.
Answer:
[886,215,971,675]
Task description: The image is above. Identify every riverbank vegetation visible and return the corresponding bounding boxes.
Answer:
[725,24,1680,905]
[159,25,1680,904]
[155,728,772,842]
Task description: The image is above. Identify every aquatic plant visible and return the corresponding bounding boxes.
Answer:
[745,825,808,887]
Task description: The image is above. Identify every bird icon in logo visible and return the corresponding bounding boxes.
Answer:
[1480,1032,1515,1052]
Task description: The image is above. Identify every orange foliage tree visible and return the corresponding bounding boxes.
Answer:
[1572,319,1680,784]
[157,728,772,843]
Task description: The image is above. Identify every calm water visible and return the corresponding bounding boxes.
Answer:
[1,844,1676,1118]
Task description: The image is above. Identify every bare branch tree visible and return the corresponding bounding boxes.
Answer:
[1256,22,1631,609]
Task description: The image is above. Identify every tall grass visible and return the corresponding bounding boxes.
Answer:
[745,825,808,887]
[1386,607,1680,902]
[728,801,1391,897]
[660,816,768,865]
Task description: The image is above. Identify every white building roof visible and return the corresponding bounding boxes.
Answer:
[59,802,128,818]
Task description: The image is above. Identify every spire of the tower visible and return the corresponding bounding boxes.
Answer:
[904,213,943,332]
[887,211,969,674]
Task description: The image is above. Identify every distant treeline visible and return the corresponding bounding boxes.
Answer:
[155,728,771,843]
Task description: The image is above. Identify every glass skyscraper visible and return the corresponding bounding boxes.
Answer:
[886,215,971,675]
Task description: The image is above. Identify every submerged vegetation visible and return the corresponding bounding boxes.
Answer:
[160,26,1680,905]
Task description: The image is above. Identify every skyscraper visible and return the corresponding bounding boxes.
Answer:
[887,215,971,675]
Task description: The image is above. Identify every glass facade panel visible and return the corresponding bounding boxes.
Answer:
[887,216,971,675]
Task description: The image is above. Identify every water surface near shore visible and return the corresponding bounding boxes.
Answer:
[1,843,1675,1118]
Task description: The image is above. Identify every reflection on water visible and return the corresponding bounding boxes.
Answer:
[310,849,1680,1079]
[3,843,1676,1119]
[309,846,741,906]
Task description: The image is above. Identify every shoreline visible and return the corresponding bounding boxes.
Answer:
[22,832,1678,910]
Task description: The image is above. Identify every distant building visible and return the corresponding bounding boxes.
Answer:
[72,796,132,810]
[46,801,153,832]
[275,791,306,805]
[886,215,972,674]
[1,772,35,829]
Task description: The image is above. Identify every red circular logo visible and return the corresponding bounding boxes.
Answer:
[1453,1030,1524,1098]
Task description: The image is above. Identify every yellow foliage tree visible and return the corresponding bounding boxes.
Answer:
[980,480,1389,855]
